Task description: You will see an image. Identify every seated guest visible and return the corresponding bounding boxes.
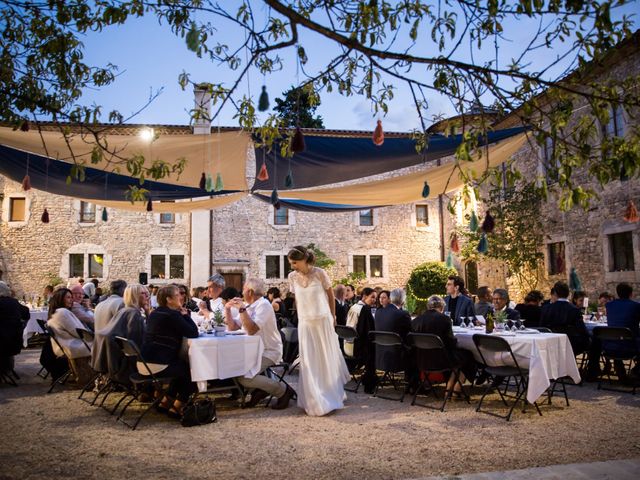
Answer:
[606,283,640,376]
[375,288,412,385]
[346,287,378,393]
[94,280,127,331]
[571,291,587,311]
[411,295,476,394]
[197,300,212,319]
[0,281,29,376]
[267,287,289,327]
[515,290,544,327]
[492,288,521,321]
[225,278,294,409]
[334,284,349,327]
[141,284,198,418]
[43,285,54,306]
[92,284,150,385]
[91,287,103,307]
[344,284,357,306]
[191,286,205,309]
[175,284,196,311]
[474,286,493,319]
[70,284,95,329]
[219,287,241,327]
[377,290,391,310]
[83,278,98,299]
[597,291,614,320]
[47,288,94,385]
[540,281,589,352]
[207,273,226,314]
[149,285,159,309]
[444,275,475,325]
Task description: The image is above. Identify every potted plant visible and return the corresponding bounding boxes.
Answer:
[212,309,226,337]
[493,310,508,331]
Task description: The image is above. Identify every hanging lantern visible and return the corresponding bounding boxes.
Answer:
[205,173,213,192]
[477,232,488,254]
[421,181,430,198]
[22,174,31,191]
[258,85,270,112]
[445,251,454,268]
[450,232,460,253]
[101,208,108,222]
[214,172,224,192]
[146,198,153,212]
[270,188,281,210]
[292,127,305,153]
[285,169,294,188]
[41,208,49,223]
[481,211,495,233]
[199,172,206,190]
[624,199,639,223]
[469,211,479,232]
[372,119,384,146]
[257,161,269,181]
[569,267,583,292]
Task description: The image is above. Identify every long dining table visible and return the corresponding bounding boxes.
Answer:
[453,326,581,404]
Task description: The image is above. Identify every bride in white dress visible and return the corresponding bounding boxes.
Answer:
[287,246,351,416]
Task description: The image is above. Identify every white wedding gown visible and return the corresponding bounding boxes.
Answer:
[289,267,351,416]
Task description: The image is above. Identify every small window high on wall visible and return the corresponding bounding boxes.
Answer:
[9,197,26,222]
[608,231,634,272]
[547,242,566,275]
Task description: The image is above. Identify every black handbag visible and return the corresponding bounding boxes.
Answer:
[180,399,217,427]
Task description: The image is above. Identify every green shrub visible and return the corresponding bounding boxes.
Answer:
[406,262,457,315]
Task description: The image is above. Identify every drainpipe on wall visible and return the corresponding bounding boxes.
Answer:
[437,156,445,262]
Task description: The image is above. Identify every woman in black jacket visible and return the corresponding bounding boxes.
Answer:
[141,284,198,417]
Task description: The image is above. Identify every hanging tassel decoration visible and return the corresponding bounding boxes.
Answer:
[146,198,153,212]
[205,173,213,192]
[450,232,460,253]
[285,169,294,188]
[257,161,269,181]
[41,208,49,224]
[569,267,583,292]
[292,127,305,153]
[199,172,206,190]
[214,172,224,192]
[477,232,488,254]
[481,211,495,233]
[270,188,281,210]
[20,120,30,132]
[469,210,479,232]
[101,207,108,222]
[445,251,454,268]
[623,199,639,222]
[22,174,31,191]
[258,85,270,112]
[421,181,430,198]
[372,119,384,146]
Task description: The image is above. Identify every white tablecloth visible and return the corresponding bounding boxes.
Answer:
[187,334,264,392]
[454,328,581,404]
[22,309,49,347]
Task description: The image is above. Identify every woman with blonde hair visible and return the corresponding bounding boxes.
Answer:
[91,284,150,384]
[287,245,350,416]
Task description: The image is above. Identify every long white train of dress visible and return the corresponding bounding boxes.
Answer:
[290,269,351,416]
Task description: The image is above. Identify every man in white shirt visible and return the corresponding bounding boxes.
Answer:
[207,273,226,313]
[225,277,294,409]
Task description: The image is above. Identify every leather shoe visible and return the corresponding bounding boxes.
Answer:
[245,389,269,408]
[273,386,295,410]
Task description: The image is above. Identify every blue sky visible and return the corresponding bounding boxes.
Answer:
[80,2,638,133]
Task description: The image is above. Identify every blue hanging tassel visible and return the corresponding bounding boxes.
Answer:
[421,181,430,198]
[569,267,583,291]
[205,173,213,192]
[445,251,454,268]
[102,207,108,222]
[214,172,223,192]
[270,188,281,210]
[285,169,294,188]
[477,232,488,254]
[469,211,479,232]
[258,85,270,111]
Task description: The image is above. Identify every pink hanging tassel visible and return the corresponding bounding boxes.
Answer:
[450,232,460,253]
[373,120,384,146]
[22,175,31,191]
[257,162,269,181]
[624,199,639,222]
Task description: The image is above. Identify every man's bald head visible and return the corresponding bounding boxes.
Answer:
[71,285,84,303]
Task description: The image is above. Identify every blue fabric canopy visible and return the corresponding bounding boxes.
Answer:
[251,193,383,212]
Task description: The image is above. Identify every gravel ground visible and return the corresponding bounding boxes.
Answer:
[1,349,639,480]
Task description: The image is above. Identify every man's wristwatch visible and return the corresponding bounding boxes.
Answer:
[239,307,247,313]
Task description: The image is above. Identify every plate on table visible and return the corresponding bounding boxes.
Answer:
[225,329,247,335]
[493,331,516,336]
[515,328,539,334]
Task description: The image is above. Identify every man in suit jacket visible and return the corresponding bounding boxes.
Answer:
[444,275,475,326]
[334,284,349,326]
[540,281,589,355]
[492,288,521,322]
[374,288,412,377]
[605,282,640,379]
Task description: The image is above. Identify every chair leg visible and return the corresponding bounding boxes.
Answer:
[47,370,72,393]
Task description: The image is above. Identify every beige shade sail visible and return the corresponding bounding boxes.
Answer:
[82,192,248,213]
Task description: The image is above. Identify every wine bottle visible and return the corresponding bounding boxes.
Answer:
[486,313,494,334]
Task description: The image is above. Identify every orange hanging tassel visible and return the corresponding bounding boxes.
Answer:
[22,174,31,191]
[372,119,384,146]
[451,232,460,253]
[624,199,639,222]
[257,161,269,181]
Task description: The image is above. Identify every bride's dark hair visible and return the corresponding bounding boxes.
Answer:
[287,245,316,265]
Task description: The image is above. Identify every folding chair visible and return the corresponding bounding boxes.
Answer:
[368,331,406,402]
[75,328,102,404]
[335,325,363,393]
[532,326,552,333]
[114,336,179,430]
[37,320,73,394]
[593,326,638,395]
[265,327,299,406]
[407,333,470,411]
[472,334,542,421]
